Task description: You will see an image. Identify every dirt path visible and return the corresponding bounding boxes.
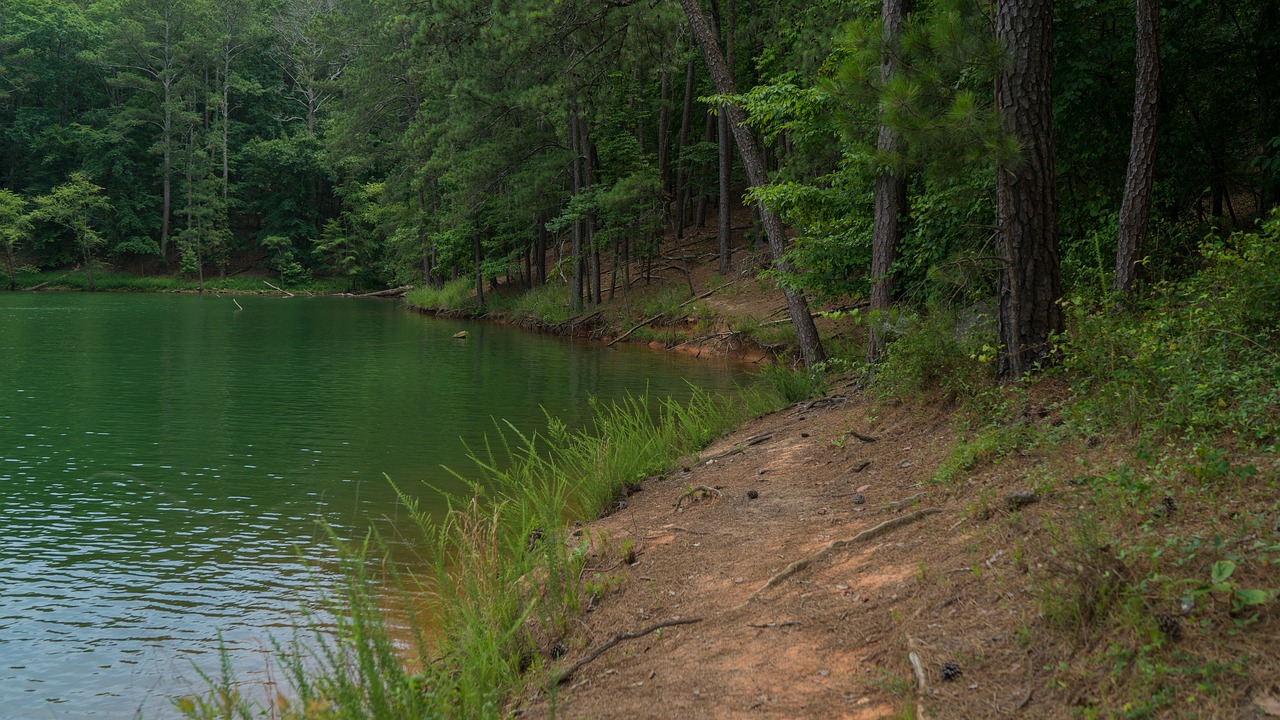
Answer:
[516,389,1061,719]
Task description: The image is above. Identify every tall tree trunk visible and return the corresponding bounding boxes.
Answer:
[868,0,912,363]
[675,57,696,237]
[696,112,713,228]
[716,0,736,275]
[583,120,602,305]
[680,0,826,367]
[569,106,584,311]
[473,232,484,307]
[658,69,671,192]
[995,0,1063,379]
[1115,0,1161,294]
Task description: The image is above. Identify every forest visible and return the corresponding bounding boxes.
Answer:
[1,0,1278,373]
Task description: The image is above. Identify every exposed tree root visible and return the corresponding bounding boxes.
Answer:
[741,507,942,604]
[555,617,703,683]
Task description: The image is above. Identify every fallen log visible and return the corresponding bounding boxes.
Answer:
[355,284,413,298]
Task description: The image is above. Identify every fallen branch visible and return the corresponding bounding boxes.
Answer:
[232,298,244,311]
[556,617,702,683]
[678,278,738,308]
[608,313,665,347]
[850,430,879,443]
[743,507,942,604]
[748,620,800,628]
[263,280,294,297]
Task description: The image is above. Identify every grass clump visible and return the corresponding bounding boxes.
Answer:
[496,283,574,325]
[177,385,783,719]
[757,363,827,404]
[404,278,476,313]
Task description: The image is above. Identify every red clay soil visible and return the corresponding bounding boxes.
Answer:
[514,390,1027,719]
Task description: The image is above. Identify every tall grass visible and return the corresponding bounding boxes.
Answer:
[178,384,783,719]
[404,278,475,312]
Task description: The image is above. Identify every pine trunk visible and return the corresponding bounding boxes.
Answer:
[995,0,1063,379]
[1115,0,1160,294]
[868,0,911,363]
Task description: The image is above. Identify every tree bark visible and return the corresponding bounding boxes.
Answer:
[696,111,713,228]
[680,0,826,367]
[716,0,736,276]
[569,105,584,311]
[658,69,671,192]
[675,57,696,237]
[995,0,1063,379]
[868,0,912,363]
[582,117,602,306]
[1115,0,1160,294]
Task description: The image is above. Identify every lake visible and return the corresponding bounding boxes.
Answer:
[0,292,748,719]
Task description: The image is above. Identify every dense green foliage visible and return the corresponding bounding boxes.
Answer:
[2,0,1274,310]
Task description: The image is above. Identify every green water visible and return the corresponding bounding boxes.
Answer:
[0,292,748,718]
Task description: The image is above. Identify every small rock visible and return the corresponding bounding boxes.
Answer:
[801,432,810,438]
[818,507,828,515]
[747,489,760,499]
[851,493,865,505]
[1005,491,1038,510]
[899,460,912,468]
[818,669,830,677]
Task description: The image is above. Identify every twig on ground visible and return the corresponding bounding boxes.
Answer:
[673,485,721,512]
[805,394,846,410]
[678,279,738,308]
[850,430,880,443]
[741,507,942,604]
[707,433,773,461]
[555,617,703,683]
[908,636,931,716]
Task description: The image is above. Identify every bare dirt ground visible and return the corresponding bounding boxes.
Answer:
[514,388,1050,719]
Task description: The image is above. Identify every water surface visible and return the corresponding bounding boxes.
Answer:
[0,292,746,718]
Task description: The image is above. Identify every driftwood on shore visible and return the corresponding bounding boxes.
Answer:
[355,284,413,298]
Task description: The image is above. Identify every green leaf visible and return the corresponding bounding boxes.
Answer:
[1233,588,1269,606]
[1211,560,1236,585]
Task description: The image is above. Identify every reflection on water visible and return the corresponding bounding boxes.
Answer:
[0,293,746,718]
